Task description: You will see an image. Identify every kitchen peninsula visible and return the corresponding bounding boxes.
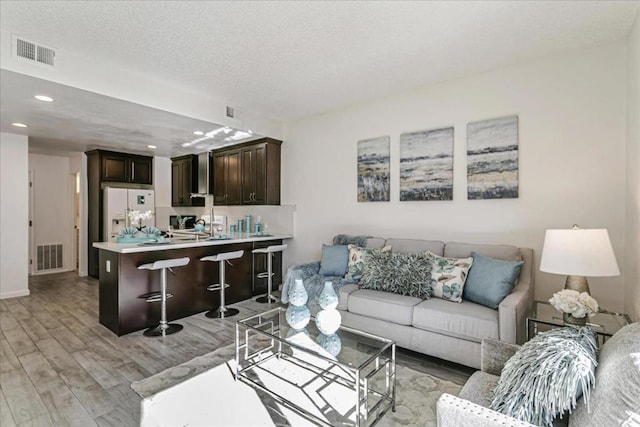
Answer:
[93,233,292,336]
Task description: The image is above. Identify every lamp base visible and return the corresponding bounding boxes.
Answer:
[564,275,590,294]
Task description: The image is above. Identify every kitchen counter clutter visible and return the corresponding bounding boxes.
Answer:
[93,232,293,253]
[94,233,291,336]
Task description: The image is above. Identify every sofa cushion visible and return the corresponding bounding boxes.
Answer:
[345,244,391,282]
[318,244,349,276]
[347,289,421,325]
[386,238,445,255]
[428,252,473,303]
[463,252,524,309]
[359,251,433,299]
[364,237,387,249]
[569,322,640,427]
[412,298,499,342]
[444,242,521,261]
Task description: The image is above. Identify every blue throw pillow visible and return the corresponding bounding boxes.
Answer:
[463,252,524,309]
[319,244,349,276]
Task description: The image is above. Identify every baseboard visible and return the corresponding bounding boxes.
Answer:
[0,289,30,299]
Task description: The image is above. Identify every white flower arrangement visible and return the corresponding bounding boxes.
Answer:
[128,209,154,229]
[549,289,599,319]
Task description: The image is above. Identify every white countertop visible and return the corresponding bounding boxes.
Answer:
[93,233,293,254]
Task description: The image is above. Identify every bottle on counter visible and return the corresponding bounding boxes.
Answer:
[245,215,252,235]
[237,218,245,233]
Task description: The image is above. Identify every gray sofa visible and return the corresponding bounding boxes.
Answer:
[290,236,534,369]
[436,322,640,427]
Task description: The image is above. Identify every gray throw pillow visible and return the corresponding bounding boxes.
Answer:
[319,244,349,276]
[463,251,524,309]
[359,251,433,299]
[490,327,597,427]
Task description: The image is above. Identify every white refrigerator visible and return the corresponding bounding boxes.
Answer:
[104,187,155,239]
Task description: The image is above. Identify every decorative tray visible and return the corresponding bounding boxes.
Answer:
[116,236,163,243]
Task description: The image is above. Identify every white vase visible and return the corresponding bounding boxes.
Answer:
[289,279,308,307]
[286,304,310,330]
[315,308,341,335]
[318,281,338,310]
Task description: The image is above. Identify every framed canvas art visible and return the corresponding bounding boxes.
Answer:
[399,127,453,201]
[467,115,519,199]
[357,136,390,202]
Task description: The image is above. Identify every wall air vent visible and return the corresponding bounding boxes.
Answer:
[226,106,235,118]
[36,244,63,272]
[14,36,56,67]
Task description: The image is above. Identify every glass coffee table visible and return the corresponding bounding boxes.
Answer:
[235,307,396,427]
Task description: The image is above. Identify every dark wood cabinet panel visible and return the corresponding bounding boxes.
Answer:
[130,156,153,184]
[171,155,204,207]
[212,150,241,205]
[99,151,153,185]
[213,138,281,206]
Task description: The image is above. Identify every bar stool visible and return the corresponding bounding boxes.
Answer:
[138,257,190,337]
[200,250,244,318]
[253,244,288,304]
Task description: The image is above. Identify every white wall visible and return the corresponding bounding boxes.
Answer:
[625,10,640,322]
[283,43,627,313]
[0,133,29,299]
[29,153,75,273]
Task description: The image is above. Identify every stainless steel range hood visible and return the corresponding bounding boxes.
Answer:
[190,152,211,199]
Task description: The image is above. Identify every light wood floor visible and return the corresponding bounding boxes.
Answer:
[0,271,473,426]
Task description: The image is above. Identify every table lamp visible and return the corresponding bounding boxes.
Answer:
[539,225,620,295]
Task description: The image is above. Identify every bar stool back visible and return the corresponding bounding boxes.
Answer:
[200,250,244,318]
[252,244,288,303]
[138,257,190,337]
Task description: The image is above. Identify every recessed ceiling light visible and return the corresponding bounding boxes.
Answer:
[34,95,54,102]
[147,145,157,149]
[193,131,204,136]
[12,122,28,128]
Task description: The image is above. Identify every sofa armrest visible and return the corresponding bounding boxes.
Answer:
[281,262,321,303]
[498,281,532,344]
[481,338,520,376]
[337,284,359,311]
[436,394,535,427]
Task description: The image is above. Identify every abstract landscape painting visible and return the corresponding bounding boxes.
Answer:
[400,127,453,201]
[467,115,519,199]
[357,136,390,202]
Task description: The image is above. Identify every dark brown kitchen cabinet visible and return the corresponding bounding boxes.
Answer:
[171,155,204,207]
[212,149,242,205]
[100,151,153,184]
[213,138,281,206]
[86,149,154,278]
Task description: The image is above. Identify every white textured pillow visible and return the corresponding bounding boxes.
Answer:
[427,251,473,303]
[490,327,597,427]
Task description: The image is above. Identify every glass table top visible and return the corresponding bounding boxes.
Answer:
[530,301,631,336]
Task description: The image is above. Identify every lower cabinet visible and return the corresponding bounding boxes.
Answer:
[252,240,283,296]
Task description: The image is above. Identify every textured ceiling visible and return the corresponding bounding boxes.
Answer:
[0,1,638,154]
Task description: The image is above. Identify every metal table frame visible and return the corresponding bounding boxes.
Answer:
[235,307,396,427]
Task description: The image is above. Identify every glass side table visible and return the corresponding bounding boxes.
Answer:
[527,301,631,346]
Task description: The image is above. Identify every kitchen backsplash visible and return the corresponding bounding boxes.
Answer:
[154,203,296,235]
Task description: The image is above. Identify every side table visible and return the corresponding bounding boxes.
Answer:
[527,301,631,346]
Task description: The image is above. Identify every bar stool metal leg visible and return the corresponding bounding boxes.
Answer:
[206,259,240,318]
[256,252,279,304]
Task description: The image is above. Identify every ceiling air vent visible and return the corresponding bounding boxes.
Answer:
[14,36,56,67]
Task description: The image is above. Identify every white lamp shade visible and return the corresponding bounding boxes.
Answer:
[540,229,620,277]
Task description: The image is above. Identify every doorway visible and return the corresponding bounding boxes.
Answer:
[28,171,34,275]
[71,172,80,270]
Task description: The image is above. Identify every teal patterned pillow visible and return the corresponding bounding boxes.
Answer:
[427,251,473,303]
[345,244,391,282]
[490,327,597,427]
[359,251,433,299]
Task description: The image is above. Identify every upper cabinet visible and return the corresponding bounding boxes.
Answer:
[213,138,281,206]
[100,151,153,184]
[171,155,205,207]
